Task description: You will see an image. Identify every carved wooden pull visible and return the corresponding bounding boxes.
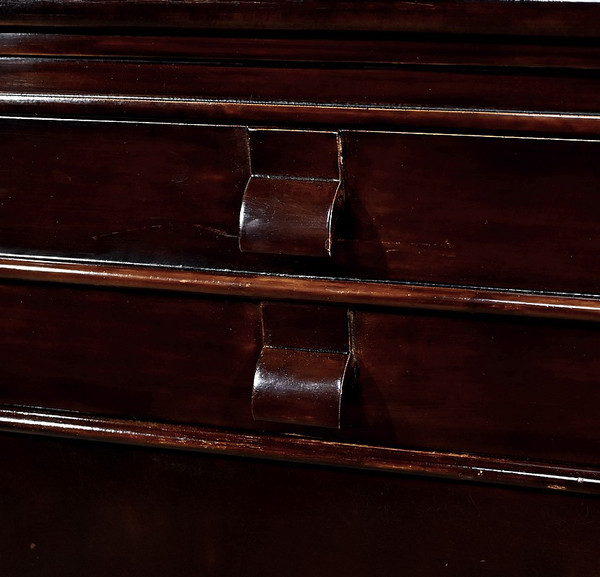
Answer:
[239,129,343,258]
[251,303,353,429]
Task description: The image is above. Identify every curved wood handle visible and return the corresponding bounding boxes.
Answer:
[239,128,342,258]
[252,347,352,429]
[239,178,342,257]
[251,303,354,429]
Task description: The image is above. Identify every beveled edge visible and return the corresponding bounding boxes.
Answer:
[0,406,598,495]
[0,256,599,322]
[1,1,600,37]
[2,96,600,136]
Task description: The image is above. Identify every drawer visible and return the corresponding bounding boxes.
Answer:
[1,280,600,467]
[1,118,600,293]
[2,432,600,577]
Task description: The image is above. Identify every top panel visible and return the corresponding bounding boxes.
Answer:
[1,1,600,38]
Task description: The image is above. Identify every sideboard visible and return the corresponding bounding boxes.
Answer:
[1,2,600,575]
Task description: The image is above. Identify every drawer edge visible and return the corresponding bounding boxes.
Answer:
[0,256,599,322]
[1,406,599,496]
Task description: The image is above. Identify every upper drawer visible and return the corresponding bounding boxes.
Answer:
[1,117,599,294]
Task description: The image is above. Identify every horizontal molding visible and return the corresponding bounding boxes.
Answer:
[1,406,599,496]
[2,33,600,70]
[1,1,600,37]
[0,256,598,322]
[1,94,600,136]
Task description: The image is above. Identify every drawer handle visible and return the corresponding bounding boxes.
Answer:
[239,129,343,258]
[251,303,353,429]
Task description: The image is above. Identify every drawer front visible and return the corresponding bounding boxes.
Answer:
[1,281,600,467]
[340,131,600,293]
[2,432,600,577]
[0,119,249,267]
[2,118,600,293]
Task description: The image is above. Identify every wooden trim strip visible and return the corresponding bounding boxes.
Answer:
[1,1,600,37]
[2,33,600,69]
[1,406,599,495]
[1,94,600,136]
[0,256,598,322]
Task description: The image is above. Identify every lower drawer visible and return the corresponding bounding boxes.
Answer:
[1,281,599,466]
[1,432,599,577]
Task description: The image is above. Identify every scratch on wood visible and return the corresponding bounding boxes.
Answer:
[193,224,237,239]
[92,224,165,240]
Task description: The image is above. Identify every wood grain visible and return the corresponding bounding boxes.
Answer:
[2,33,600,70]
[1,58,599,114]
[1,118,599,294]
[4,431,600,576]
[2,409,600,496]
[1,281,600,467]
[1,256,599,322]
[252,303,352,428]
[2,0,600,37]
[2,95,600,136]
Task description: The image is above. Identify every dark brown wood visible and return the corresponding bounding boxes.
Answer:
[1,256,600,322]
[339,130,600,294]
[2,117,600,294]
[2,0,600,37]
[239,178,342,257]
[3,407,600,496]
[3,432,600,576]
[2,3,600,571]
[3,96,600,137]
[2,58,600,114]
[252,303,352,428]
[3,33,600,70]
[349,309,600,466]
[249,130,340,179]
[252,348,350,428]
[240,129,343,258]
[1,281,600,467]
[261,302,350,353]
[0,117,250,266]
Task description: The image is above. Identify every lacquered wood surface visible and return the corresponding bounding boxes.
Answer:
[4,407,600,495]
[4,96,600,137]
[2,432,600,577]
[252,303,352,428]
[1,4,600,572]
[3,33,600,70]
[2,256,600,322]
[2,118,599,294]
[2,58,599,115]
[1,281,599,467]
[340,131,600,294]
[2,0,600,37]
[0,118,249,266]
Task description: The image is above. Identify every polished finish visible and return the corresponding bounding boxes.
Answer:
[2,117,600,294]
[2,58,599,115]
[3,99,600,137]
[1,256,600,322]
[0,118,249,266]
[339,131,600,293]
[239,129,342,257]
[252,348,350,428]
[2,408,600,496]
[3,33,600,70]
[1,280,600,466]
[249,130,340,180]
[2,432,600,577]
[240,179,341,257]
[2,2,600,574]
[2,0,600,37]
[252,303,352,428]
